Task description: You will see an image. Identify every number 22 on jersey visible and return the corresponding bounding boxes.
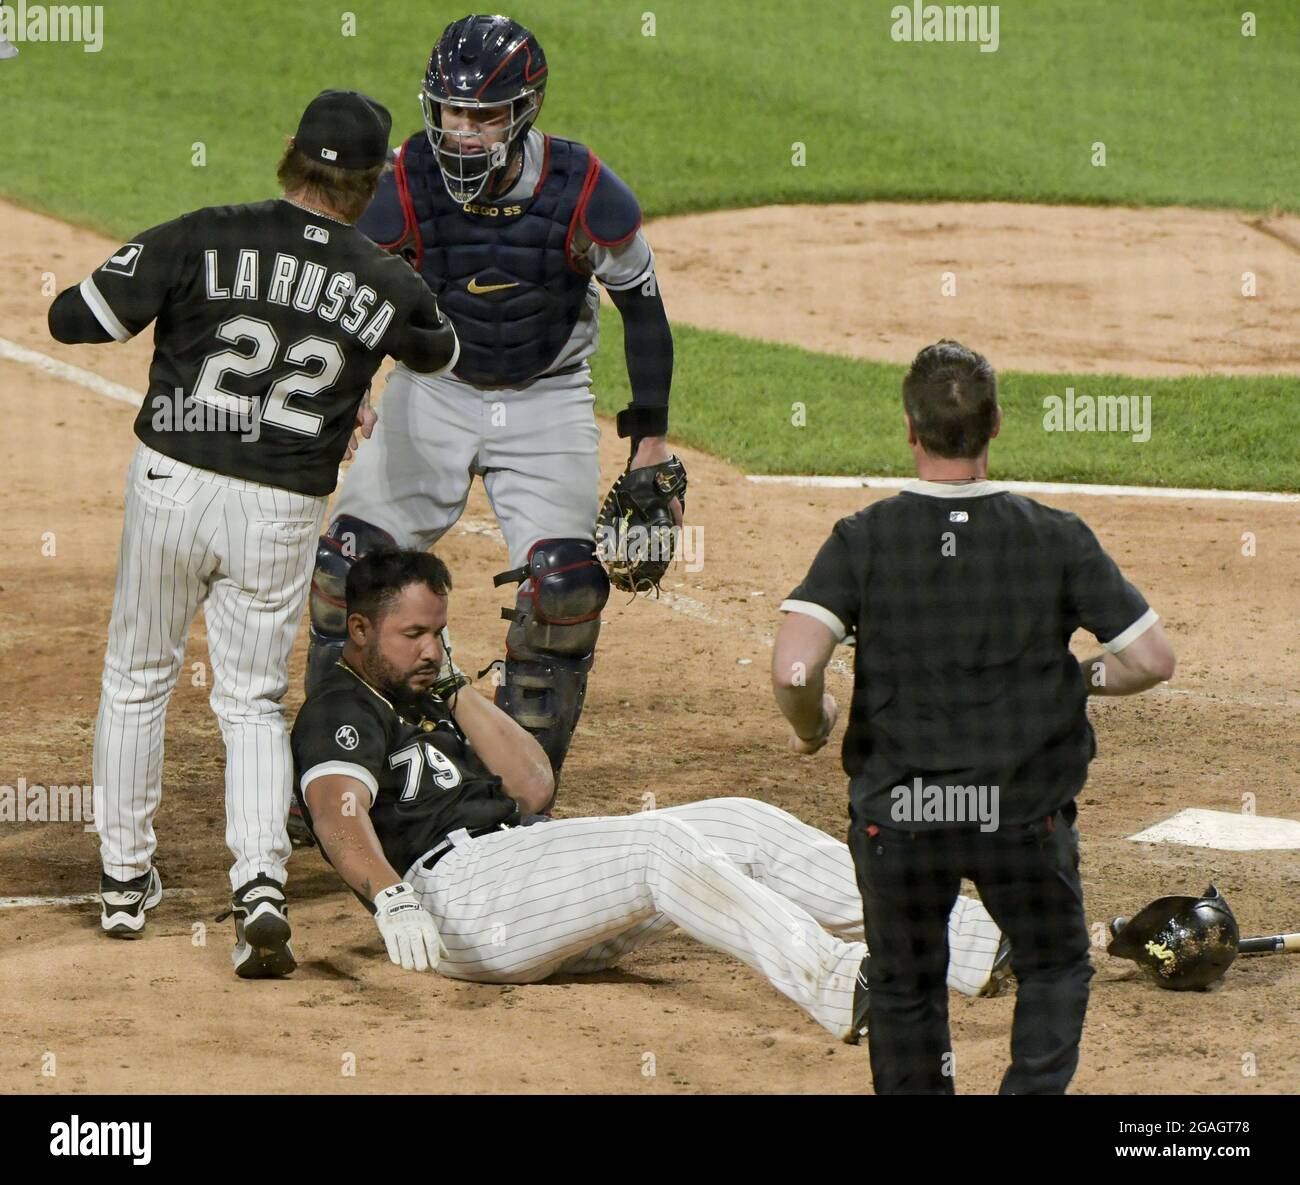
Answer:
[389,741,463,800]
[193,314,343,437]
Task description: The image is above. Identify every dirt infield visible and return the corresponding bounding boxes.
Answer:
[643,201,1300,377]
[1,198,1296,1095]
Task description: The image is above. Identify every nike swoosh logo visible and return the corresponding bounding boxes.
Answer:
[146,468,167,480]
[467,278,520,295]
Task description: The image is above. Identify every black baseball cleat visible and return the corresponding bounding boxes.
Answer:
[219,875,296,979]
[844,953,870,1045]
[978,934,1015,998]
[100,867,163,937]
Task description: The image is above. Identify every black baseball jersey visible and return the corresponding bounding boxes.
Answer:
[782,480,1153,828]
[68,199,457,495]
[290,660,519,879]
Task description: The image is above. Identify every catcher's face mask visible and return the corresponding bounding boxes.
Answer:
[420,90,540,205]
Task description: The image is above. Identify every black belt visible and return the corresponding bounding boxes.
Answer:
[420,824,506,872]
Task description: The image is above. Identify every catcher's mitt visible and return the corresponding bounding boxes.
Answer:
[596,456,688,594]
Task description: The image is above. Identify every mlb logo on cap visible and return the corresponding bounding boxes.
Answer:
[294,90,393,171]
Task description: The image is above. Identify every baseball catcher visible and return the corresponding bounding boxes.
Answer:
[303,14,684,802]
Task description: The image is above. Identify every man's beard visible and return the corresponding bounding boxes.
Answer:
[363,639,438,707]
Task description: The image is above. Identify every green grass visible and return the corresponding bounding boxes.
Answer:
[2,1,1294,490]
[592,319,1300,491]
[0,0,1296,235]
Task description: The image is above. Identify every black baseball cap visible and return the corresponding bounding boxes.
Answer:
[293,89,393,170]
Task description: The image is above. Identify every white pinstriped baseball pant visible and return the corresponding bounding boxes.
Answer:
[94,442,326,889]
[406,797,1003,1039]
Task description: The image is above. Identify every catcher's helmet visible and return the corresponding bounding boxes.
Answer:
[1107,883,1240,990]
[420,14,548,204]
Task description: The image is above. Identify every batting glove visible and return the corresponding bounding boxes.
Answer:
[373,882,445,972]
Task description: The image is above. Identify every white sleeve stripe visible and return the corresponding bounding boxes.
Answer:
[300,760,378,808]
[602,260,656,292]
[1103,607,1160,653]
[80,276,131,342]
[433,329,460,377]
[778,598,848,643]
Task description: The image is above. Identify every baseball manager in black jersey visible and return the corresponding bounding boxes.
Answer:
[772,341,1176,1094]
[47,90,458,977]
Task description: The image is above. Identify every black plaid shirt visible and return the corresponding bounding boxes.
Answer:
[782,480,1155,829]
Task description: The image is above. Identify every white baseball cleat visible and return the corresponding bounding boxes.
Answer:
[220,875,297,979]
[100,867,164,937]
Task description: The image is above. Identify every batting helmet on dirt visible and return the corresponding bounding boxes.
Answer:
[1107,883,1240,990]
[420,14,548,204]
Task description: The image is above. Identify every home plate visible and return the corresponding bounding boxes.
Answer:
[1127,809,1300,851]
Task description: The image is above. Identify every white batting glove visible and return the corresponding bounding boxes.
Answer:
[373,882,445,972]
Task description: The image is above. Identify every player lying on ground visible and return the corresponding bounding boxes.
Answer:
[289,549,1008,1042]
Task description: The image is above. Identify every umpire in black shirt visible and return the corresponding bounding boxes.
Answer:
[772,341,1175,1094]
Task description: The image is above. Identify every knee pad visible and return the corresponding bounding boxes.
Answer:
[494,538,610,656]
[492,539,611,780]
[306,515,396,694]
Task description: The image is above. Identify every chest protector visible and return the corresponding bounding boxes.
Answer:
[395,132,598,386]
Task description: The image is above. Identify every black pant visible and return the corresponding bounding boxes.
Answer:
[849,803,1093,1095]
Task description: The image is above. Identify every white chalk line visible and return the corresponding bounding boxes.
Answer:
[1,336,358,482]
[1154,685,1295,710]
[0,888,196,910]
[5,337,1293,711]
[6,335,1295,505]
[747,474,1299,504]
[456,516,505,540]
[1,336,143,406]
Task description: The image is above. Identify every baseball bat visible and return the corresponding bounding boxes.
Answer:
[1237,932,1300,955]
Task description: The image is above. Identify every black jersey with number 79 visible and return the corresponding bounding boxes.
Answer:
[291,660,520,883]
[65,198,458,495]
